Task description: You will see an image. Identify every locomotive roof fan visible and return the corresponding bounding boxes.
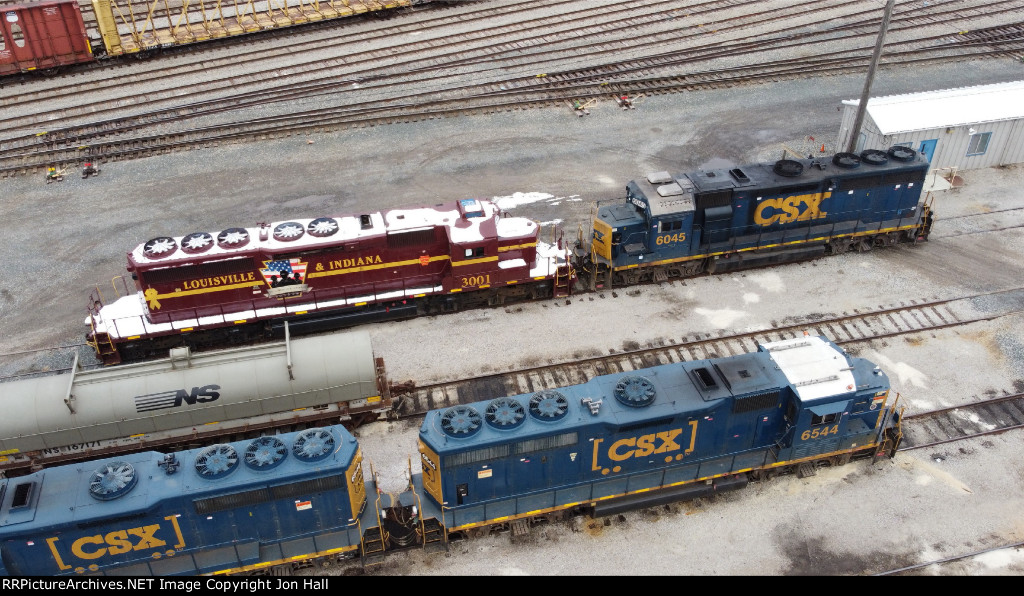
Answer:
[273,221,305,242]
[180,231,214,254]
[887,146,917,162]
[88,461,139,501]
[244,436,288,470]
[440,405,483,438]
[217,227,250,249]
[614,376,657,408]
[773,159,804,178]
[860,149,889,165]
[307,217,339,238]
[194,444,240,479]
[484,397,526,430]
[291,428,336,462]
[529,390,569,422]
[142,236,178,259]
[831,152,861,169]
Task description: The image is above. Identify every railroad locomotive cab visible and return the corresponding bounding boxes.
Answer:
[767,337,897,462]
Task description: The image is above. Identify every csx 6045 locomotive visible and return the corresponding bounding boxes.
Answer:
[579,147,933,288]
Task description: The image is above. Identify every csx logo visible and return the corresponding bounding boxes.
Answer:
[46,516,186,570]
[753,192,830,226]
[133,384,221,413]
[591,423,699,473]
[608,428,684,461]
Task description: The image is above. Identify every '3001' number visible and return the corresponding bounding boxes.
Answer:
[461,275,491,287]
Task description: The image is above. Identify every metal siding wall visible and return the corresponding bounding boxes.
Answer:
[1000,119,1024,165]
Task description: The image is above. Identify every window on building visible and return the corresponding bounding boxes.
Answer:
[967,132,992,156]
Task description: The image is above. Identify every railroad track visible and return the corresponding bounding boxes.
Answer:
[900,392,1024,450]
[390,286,1024,418]
[3,0,1022,175]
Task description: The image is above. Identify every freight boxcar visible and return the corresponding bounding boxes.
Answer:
[578,148,934,288]
[0,0,92,76]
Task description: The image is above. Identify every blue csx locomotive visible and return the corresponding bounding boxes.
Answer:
[578,147,933,287]
[0,427,368,575]
[0,336,903,575]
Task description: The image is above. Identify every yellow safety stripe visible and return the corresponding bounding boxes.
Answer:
[498,242,537,252]
[612,224,917,272]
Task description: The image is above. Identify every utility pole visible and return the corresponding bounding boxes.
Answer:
[846,0,896,154]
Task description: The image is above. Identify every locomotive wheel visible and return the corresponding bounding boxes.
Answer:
[856,238,873,252]
[827,238,853,254]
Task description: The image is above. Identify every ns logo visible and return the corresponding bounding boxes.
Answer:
[134,384,221,413]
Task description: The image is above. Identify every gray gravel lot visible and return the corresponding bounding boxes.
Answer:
[2,51,1024,575]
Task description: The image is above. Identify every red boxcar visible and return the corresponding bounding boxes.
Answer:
[0,0,93,76]
[87,199,575,363]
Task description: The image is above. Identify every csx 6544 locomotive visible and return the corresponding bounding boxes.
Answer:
[579,147,933,288]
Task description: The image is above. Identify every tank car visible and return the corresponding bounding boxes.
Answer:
[86,198,573,364]
[0,329,388,475]
[416,334,902,534]
[0,425,365,576]
[576,148,934,288]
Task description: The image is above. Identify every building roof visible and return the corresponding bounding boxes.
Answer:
[843,80,1024,135]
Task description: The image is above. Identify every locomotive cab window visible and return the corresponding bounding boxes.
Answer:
[811,412,839,426]
[464,247,485,258]
[659,220,684,233]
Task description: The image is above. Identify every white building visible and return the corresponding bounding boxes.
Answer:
[837,80,1024,173]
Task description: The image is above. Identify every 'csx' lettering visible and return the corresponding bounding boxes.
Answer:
[754,192,830,226]
[591,422,699,472]
[46,516,186,571]
[609,428,684,461]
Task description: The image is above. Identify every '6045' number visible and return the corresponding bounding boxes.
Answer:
[655,233,686,245]
[801,424,839,441]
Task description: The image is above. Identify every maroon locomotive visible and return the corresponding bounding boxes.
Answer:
[0,0,93,76]
[87,198,574,363]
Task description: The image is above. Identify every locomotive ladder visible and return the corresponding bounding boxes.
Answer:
[86,288,122,364]
[553,264,573,298]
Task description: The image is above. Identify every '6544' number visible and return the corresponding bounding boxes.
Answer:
[655,233,686,245]
[801,424,839,441]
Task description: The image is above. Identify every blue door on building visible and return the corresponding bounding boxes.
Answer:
[919,139,937,162]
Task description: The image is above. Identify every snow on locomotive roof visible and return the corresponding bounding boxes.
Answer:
[760,335,856,402]
[131,199,533,265]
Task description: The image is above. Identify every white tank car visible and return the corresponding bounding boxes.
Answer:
[0,330,388,474]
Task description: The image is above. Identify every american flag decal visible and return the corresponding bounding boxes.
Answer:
[261,258,308,288]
